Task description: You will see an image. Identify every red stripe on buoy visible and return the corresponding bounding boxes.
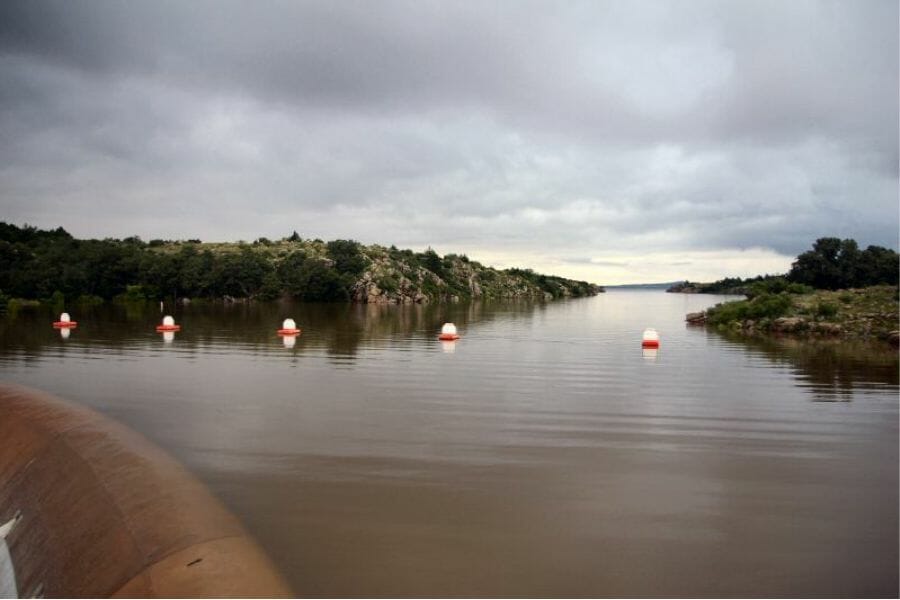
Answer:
[277,329,301,335]
[52,322,78,328]
[438,333,460,341]
[156,325,181,332]
[641,340,659,348]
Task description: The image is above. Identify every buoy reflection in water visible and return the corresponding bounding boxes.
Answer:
[642,347,658,360]
[440,340,456,354]
[60,328,71,340]
[162,330,175,343]
[282,335,297,349]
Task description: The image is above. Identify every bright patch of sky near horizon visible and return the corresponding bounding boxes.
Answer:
[0,0,896,284]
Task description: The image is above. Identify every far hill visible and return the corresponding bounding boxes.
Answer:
[604,282,683,290]
[0,223,603,306]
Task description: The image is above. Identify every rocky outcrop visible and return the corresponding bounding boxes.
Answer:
[772,317,807,333]
[349,249,602,304]
[685,311,707,324]
[811,322,842,336]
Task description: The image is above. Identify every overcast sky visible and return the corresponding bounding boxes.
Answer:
[1,0,897,284]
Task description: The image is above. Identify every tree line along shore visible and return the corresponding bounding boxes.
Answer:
[675,238,899,345]
[0,223,602,312]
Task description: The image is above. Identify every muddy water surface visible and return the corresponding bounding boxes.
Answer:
[1,291,897,597]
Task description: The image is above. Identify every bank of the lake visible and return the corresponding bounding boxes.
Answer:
[0,222,602,307]
[687,285,899,345]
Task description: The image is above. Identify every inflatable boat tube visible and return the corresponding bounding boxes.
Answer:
[0,383,290,598]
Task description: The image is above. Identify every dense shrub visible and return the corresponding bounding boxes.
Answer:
[707,293,793,325]
[746,277,813,298]
[376,275,399,293]
[815,301,839,319]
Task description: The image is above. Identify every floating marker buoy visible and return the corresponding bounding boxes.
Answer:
[641,328,659,348]
[277,318,301,336]
[156,315,181,332]
[52,312,78,328]
[438,322,460,341]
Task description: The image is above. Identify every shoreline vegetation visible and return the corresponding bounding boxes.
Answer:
[0,223,602,312]
[674,238,899,346]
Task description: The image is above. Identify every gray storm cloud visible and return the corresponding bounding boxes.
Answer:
[0,0,896,282]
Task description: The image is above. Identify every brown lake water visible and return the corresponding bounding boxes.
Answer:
[1,291,897,597]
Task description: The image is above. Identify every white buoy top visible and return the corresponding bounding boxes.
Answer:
[60,312,71,323]
[162,315,175,326]
[441,323,457,335]
[642,328,659,342]
[283,318,297,330]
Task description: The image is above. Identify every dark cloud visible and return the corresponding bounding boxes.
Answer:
[0,0,896,282]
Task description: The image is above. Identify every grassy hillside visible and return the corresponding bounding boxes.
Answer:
[691,285,899,345]
[0,224,602,305]
[158,237,602,303]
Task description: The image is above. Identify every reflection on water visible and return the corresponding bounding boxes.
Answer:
[0,299,524,358]
[641,347,658,360]
[0,292,896,597]
[715,331,898,402]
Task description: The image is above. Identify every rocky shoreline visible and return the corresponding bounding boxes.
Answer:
[686,286,899,347]
[348,252,602,304]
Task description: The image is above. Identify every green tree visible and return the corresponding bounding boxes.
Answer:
[177,246,216,297]
[858,245,899,286]
[326,239,367,276]
[789,237,898,289]
[278,250,310,297]
[420,248,445,278]
[210,248,271,297]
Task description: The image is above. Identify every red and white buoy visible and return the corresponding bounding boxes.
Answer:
[277,318,301,336]
[438,323,460,341]
[52,312,78,328]
[641,328,659,348]
[156,315,181,332]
